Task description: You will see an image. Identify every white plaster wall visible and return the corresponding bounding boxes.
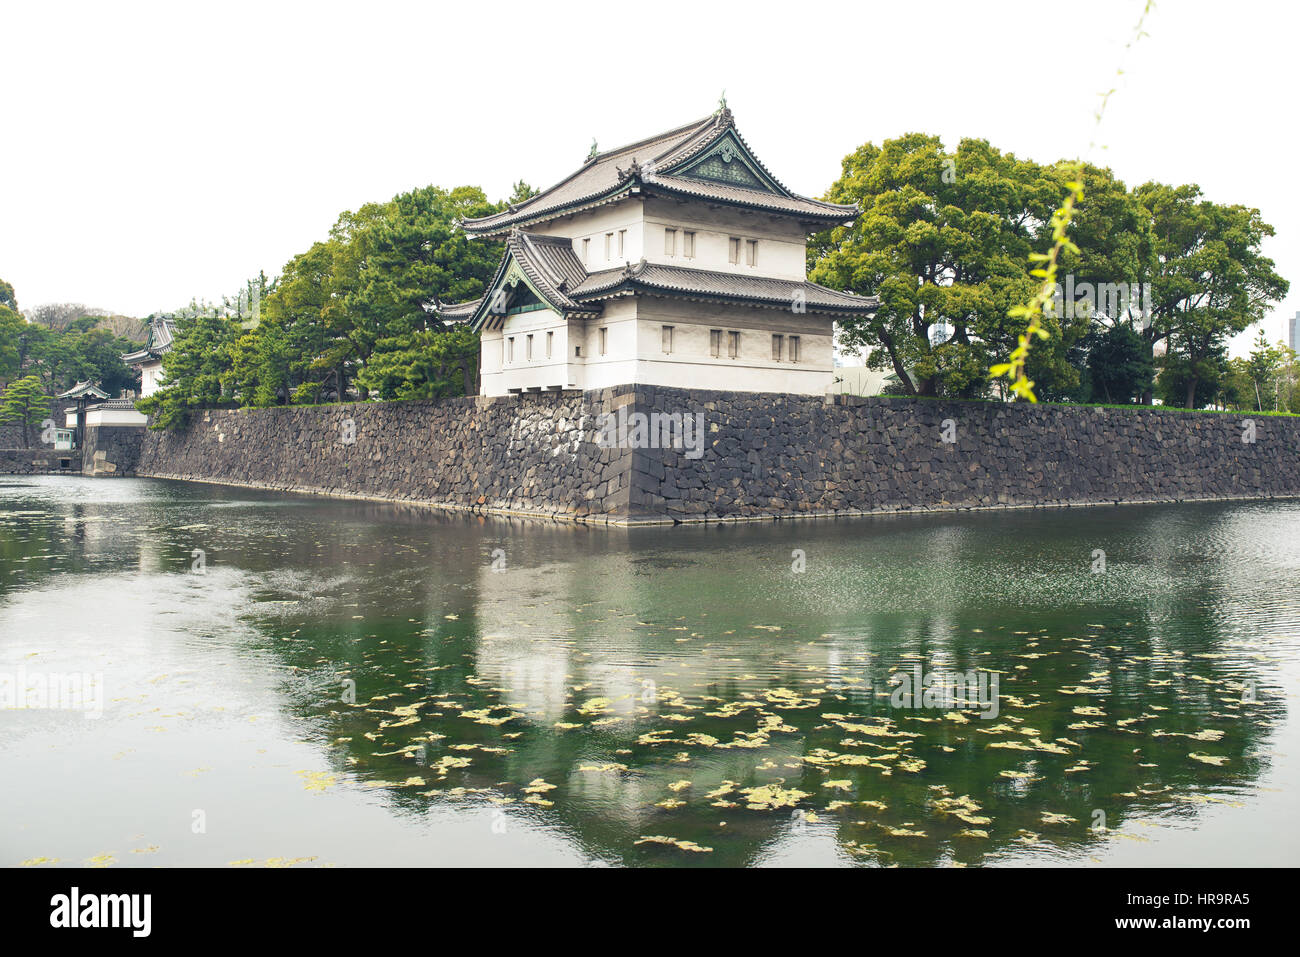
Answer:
[86,408,148,427]
[478,296,834,396]
[480,307,579,394]
[140,361,164,397]
[633,298,833,394]
[541,196,810,281]
[576,298,638,391]
[641,197,808,281]
[541,201,645,271]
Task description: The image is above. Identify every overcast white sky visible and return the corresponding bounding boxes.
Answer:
[2,0,1295,355]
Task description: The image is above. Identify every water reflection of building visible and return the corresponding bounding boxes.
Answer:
[470,548,876,727]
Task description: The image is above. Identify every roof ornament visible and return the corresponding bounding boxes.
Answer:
[586,138,598,162]
[620,258,648,280]
[714,90,732,127]
[615,157,644,181]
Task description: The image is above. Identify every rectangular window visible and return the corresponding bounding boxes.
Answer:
[728,330,740,358]
[772,334,784,361]
[526,334,533,360]
[575,345,582,357]
[617,229,626,258]
[746,239,758,266]
[546,330,553,358]
[789,335,800,363]
[728,237,741,264]
[664,227,676,256]
[683,231,696,258]
[710,329,722,358]
[507,337,515,363]
[604,233,612,259]
[662,325,674,354]
[582,238,590,264]
[599,327,608,356]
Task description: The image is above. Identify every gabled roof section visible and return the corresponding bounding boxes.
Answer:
[439,231,603,331]
[58,380,110,400]
[567,260,880,316]
[122,316,177,363]
[460,109,858,237]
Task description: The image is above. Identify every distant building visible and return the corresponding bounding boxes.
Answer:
[1289,311,1300,352]
[121,317,176,398]
[437,108,879,396]
[60,381,146,438]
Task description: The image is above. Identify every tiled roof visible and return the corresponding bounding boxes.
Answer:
[122,316,177,363]
[58,380,109,400]
[644,175,854,219]
[438,235,878,322]
[460,110,857,236]
[437,231,604,329]
[511,232,589,310]
[437,299,481,322]
[568,260,879,314]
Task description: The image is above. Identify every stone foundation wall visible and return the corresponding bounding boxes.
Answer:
[625,388,1300,522]
[124,386,1300,524]
[135,391,635,521]
[0,448,78,474]
[80,423,147,476]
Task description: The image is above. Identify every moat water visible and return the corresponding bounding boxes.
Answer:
[2,475,1297,867]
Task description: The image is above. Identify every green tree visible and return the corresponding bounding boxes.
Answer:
[0,278,18,312]
[259,242,340,404]
[809,134,1080,398]
[0,304,25,387]
[345,185,502,400]
[1082,323,1154,404]
[1136,183,1288,408]
[141,180,517,421]
[0,375,53,447]
[137,311,241,429]
[1220,357,1257,411]
[64,326,139,396]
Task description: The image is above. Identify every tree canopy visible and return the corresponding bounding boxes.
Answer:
[0,279,140,400]
[810,135,1288,407]
[0,375,53,447]
[143,183,515,427]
